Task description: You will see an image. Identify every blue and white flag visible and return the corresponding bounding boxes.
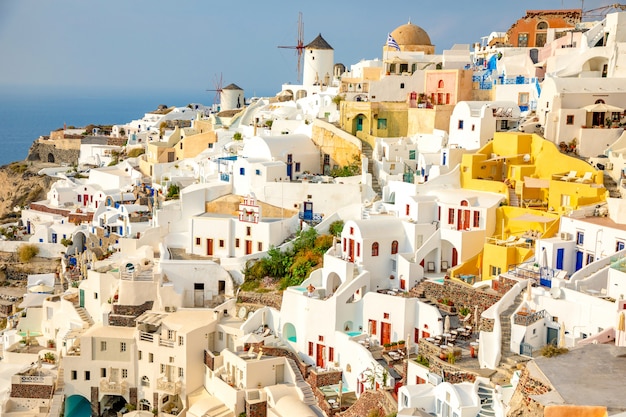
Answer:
[386,33,400,51]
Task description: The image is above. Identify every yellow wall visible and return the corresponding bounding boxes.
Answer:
[311,124,361,168]
[174,131,218,160]
[339,101,409,139]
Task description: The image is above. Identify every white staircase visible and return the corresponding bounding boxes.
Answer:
[75,306,94,327]
[477,382,496,417]
[286,359,317,405]
[508,188,519,208]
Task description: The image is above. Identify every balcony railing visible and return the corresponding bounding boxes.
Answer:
[139,332,154,342]
[156,378,181,395]
[100,378,129,395]
[513,309,547,326]
[159,338,175,348]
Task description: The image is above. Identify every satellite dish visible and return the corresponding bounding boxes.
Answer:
[550,287,561,299]
[238,306,248,319]
[523,154,531,162]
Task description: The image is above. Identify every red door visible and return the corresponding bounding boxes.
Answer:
[400,278,406,290]
[246,240,252,255]
[452,248,458,266]
[349,239,355,262]
[316,344,325,367]
[381,322,391,346]
[414,328,420,344]
[83,194,89,206]
[207,239,213,256]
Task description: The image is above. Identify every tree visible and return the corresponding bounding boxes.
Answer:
[233,132,243,141]
[329,220,344,237]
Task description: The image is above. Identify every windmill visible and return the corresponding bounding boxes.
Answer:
[278,12,305,82]
[206,73,224,107]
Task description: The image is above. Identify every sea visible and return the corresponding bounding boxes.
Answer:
[0,85,271,166]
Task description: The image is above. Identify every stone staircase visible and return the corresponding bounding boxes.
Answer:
[493,292,529,385]
[604,172,621,198]
[477,382,496,417]
[75,306,94,327]
[361,142,381,198]
[202,402,233,417]
[287,358,317,405]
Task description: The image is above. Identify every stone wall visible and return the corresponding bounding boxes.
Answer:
[129,387,138,409]
[507,367,551,417]
[246,399,267,417]
[238,292,282,310]
[91,386,99,417]
[417,339,479,384]
[412,278,502,324]
[308,369,342,389]
[27,142,80,165]
[337,390,385,417]
[480,317,495,332]
[10,383,54,398]
[109,301,154,327]
[497,275,518,295]
[311,121,362,171]
[261,346,309,378]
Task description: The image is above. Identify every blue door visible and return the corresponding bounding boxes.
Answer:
[287,154,293,180]
[556,248,564,270]
[575,251,584,271]
[356,116,363,132]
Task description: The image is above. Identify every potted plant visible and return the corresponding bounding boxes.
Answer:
[447,351,456,364]
[397,340,405,350]
[391,342,398,350]
[383,343,392,352]
[47,339,55,348]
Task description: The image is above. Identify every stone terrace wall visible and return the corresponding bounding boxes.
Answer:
[507,367,551,417]
[337,390,385,417]
[238,291,282,310]
[10,383,54,398]
[412,278,502,322]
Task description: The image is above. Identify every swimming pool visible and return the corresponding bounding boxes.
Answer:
[288,336,297,342]
[346,331,361,337]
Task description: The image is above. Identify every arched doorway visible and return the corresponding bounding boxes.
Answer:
[47,153,55,163]
[326,272,341,296]
[283,322,297,342]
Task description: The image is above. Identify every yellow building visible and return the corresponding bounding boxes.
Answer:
[454,132,606,281]
[139,121,218,178]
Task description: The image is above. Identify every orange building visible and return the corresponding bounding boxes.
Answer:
[506,9,581,48]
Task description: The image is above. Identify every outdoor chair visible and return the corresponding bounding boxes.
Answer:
[561,170,577,181]
[575,172,593,183]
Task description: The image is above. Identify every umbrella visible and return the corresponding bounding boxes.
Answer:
[526,279,533,301]
[559,321,566,348]
[338,380,343,406]
[28,284,54,294]
[444,315,450,334]
[582,103,623,113]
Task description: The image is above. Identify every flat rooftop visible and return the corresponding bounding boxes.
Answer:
[530,344,626,412]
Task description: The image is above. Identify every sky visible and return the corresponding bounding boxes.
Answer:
[0,0,619,98]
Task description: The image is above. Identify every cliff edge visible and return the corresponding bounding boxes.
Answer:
[0,161,58,223]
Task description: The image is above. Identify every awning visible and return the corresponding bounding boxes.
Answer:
[582,103,623,113]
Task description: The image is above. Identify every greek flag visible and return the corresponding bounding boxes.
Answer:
[386,33,400,51]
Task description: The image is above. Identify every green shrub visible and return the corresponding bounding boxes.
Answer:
[328,220,344,237]
[18,244,39,263]
[127,148,145,158]
[233,132,243,141]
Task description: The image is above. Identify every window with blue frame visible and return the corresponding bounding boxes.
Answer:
[239,167,245,175]
[51,233,57,243]
[576,231,584,245]
[617,241,625,252]
[409,150,416,160]
[295,162,301,172]
[255,169,261,175]
[458,120,464,129]
[377,118,387,129]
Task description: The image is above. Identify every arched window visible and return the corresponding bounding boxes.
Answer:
[141,376,150,387]
[391,240,399,254]
[438,80,445,89]
[372,242,379,256]
[460,200,469,206]
[537,21,548,30]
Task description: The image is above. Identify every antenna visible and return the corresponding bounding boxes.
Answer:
[206,73,224,105]
[278,12,305,82]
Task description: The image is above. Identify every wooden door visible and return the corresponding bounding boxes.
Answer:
[246,240,252,255]
[316,344,325,367]
[207,239,213,256]
[381,322,391,346]
[349,239,355,262]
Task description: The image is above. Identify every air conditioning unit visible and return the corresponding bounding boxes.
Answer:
[560,232,572,240]
[165,306,176,312]
[606,162,613,170]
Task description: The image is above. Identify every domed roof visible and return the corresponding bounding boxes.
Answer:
[390,22,432,46]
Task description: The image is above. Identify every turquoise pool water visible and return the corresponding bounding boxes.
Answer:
[346,331,361,337]
[288,336,297,342]
[292,286,307,292]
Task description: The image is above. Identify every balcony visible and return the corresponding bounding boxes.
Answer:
[513,309,547,326]
[159,338,175,348]
[156,378,181,395]
[100,378,129,395]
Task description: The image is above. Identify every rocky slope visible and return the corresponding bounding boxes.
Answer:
[0,161,58,223]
